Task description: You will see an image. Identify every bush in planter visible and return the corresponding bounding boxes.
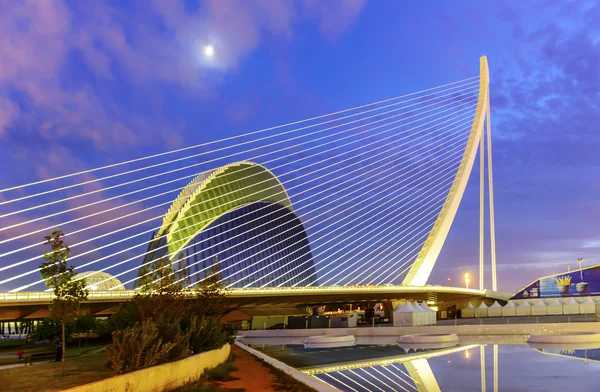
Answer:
[188,316,235,354]
[105,259,236,374]
[106,319,181,374]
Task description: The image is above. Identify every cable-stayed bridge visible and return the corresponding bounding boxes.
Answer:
[0,56,505,317]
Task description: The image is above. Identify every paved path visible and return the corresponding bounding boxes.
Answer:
[0,362,31,370]
[217,345,278,391]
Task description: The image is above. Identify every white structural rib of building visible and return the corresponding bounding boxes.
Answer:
[402,55,498,290]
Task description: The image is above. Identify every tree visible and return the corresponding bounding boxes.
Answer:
[39,229,88,362]
[134,257,191,325]
[192,265,229,318]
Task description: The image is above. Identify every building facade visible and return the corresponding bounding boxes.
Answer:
[138,161,317,288]
[511,264,600,300]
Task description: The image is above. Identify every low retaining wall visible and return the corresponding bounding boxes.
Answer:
[234,342,339,392]
[239,322,600,338]
[65,344,231,392]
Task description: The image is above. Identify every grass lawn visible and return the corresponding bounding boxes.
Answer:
[0,339,26,349]
[0,342,106,366]
[0,350,110,391]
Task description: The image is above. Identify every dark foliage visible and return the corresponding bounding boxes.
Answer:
[105,258,235,375]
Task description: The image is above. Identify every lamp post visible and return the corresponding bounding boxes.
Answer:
[465,273,471,289]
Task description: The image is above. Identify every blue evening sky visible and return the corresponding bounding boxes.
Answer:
[0,1,599,293]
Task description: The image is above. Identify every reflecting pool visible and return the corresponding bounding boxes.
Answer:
[243,337,600,391]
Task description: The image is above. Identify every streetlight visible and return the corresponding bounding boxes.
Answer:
[464,273,470,289]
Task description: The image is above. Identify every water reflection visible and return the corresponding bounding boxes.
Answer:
[307,344,476,392]
[245,339,600,391]
[398,341,458,353]
[527,342,600,364]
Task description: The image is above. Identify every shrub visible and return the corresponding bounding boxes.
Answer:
[106,319,179,374]
[105,259,236,374]
[188,316,236,355]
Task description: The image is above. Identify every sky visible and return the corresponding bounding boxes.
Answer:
[0,0,599,294]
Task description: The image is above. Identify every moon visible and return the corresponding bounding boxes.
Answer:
[204,45,214,57]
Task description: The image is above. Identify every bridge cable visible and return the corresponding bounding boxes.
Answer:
[1,90,478,290]
[0,93,477,284]
[132,124,471,290]
[1,95,477,287]
[0,79,478,207]
[0,84,479,246]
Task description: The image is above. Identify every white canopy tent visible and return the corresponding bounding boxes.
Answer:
[502,301,517,317]
[476,302,489,318]
[417,301,437,325]
[580,297,596,314]
[410,302,426,326]
[517,300,531,316]
[462,303,475,318]
[488,301,502,317]
[546,299,563,315]
[393,301,420,327]
[531,299,547,316]
[563,298,580,315]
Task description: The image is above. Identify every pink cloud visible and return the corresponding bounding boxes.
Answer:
[0,97,19,136]
[0,0,70,101]
[303,0,366,41]
[0,0,367,164]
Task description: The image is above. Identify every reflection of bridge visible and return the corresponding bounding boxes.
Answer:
[308,344,496,392]
[1,56,498,315]
[277,344,494,392]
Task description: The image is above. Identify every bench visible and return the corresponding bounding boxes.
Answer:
[28,352,56,365]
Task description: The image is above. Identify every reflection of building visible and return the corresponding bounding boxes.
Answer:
[75,271,125,291]
[531,345,600,363]
[512,264,600,300]
[138,161,317,288]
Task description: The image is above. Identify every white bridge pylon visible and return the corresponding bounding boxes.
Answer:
[403,55,497,290]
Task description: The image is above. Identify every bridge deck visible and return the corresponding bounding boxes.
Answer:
[0,285,510,322]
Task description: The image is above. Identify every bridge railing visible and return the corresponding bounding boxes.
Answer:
[0,285,486,303]
[0,290,137,302]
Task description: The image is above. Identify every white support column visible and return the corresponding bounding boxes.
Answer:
[493,344,498,392]
[480,345,487,392]
[479,125,485,291]
[487,95,498,291]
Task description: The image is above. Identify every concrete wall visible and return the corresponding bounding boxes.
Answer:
[239,322,600,338]
[64,344,231,392]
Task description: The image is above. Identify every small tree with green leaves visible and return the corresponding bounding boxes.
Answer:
[39,229,88,362]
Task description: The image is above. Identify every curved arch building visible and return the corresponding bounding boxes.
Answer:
[139,161,317,288]
[75,271,125,291]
